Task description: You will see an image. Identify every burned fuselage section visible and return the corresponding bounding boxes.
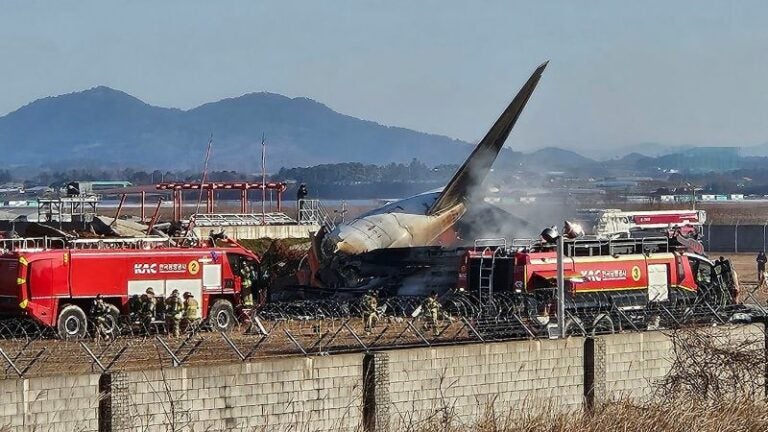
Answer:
[304,62,549,295]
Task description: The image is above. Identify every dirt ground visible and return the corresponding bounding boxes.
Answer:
[0,318,475,379]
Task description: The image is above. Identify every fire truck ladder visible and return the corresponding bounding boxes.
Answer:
[474,238,507,305]
[68,237,180,249]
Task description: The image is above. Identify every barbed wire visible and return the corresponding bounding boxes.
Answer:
[0,288,762,379]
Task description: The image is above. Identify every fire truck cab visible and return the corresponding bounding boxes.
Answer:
[0,237,261,338]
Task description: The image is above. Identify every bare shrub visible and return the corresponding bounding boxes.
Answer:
[656,327,765,402]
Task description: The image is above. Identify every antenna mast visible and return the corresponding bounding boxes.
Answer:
[261,133,267,224]
[195,134,214,216]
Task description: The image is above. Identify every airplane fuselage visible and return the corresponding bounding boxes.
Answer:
[319,189,465,259]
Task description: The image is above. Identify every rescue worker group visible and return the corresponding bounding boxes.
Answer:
[89,260,442,340]
[90,260,259,340]
[361,289,442,336]
[90,288,201,340]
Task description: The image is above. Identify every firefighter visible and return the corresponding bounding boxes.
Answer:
[423,290,442,336]
[182,292,201,331]
[139,287,157,333]
[361,290,378,334]
[90,294,111,341]
[240,262,255,308]
[713,257,733,305]
[758,252,767,287]
[128,294,141,321]
[255,267,270,306]
[165,289,183,337]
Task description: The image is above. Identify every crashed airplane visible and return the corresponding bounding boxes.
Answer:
[301,62,548,294]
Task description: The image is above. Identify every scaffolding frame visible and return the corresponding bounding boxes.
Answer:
[156,182,288,222]
[36,195,99,228]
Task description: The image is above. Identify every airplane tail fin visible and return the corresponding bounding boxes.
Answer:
[427,62,548,216]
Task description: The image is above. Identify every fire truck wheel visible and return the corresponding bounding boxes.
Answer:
[209,299,236,332]
[103,304,121,337]
[57,304,88,339]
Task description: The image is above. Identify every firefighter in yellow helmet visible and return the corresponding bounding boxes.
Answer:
[240,261,255,308]
[423,290,441,336]
[165,289,183,337]
[182,292,201,332]
[361,289,379,334]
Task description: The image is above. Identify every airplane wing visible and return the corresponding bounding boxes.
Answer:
[427,61,548,216]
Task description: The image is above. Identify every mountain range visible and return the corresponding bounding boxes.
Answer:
[0,87,477,170]
[0,86,764,173]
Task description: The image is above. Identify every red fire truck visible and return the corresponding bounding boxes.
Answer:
[0,237,260,338]
[457,233,736,334]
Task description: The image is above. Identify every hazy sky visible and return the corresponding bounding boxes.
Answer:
[1,1,767,152]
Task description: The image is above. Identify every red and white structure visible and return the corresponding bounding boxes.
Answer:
[156,182,288,222]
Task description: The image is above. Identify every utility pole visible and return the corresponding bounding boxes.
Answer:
[692,187,696,210]
[686,182,697,210]
[557,234,565,338]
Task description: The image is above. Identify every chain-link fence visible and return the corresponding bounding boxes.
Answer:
[703,223,768,252]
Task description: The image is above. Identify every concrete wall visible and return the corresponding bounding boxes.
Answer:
[113,354,363,432]
[594,323,765,402]
[375,338,584,429]
[595,330,674,401]
[0,373,100,432]
[0,324,766,432]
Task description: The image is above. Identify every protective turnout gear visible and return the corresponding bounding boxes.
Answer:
[165,291,183,337]
[90,296,111,341]
[139,289,157,333]
[183,292,201,331]
[241,263,255,307]
[423,292,441,336]
[361,291,378,333]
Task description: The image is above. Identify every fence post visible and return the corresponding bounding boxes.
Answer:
[764,320,768,399]
[584,338,595,412]
[735,220,739,253]
[363,352,390,432]
[98,373,112,432]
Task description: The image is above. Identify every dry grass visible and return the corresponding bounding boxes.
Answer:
[400,396,768,432]
[437,398,768,432]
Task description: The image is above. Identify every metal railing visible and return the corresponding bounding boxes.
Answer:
[191,213,297,227]
[0,237,67,251]
[0,236,205,252]
[473,238,507,250]
[298,199,335,230]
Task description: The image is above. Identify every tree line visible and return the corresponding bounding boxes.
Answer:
[5,159,458,188]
